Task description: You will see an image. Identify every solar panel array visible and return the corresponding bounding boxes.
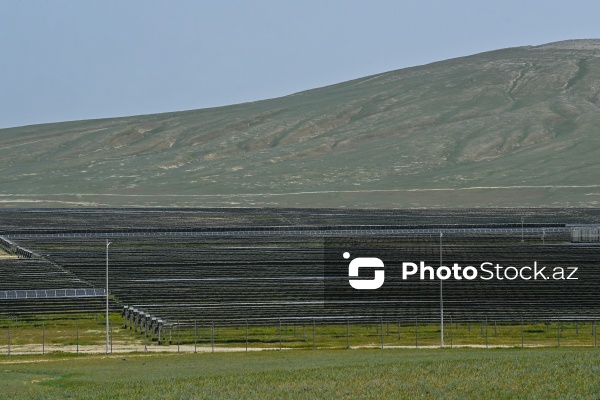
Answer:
[1,208,599,324]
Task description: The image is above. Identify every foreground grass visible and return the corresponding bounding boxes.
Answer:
[1,347,599,399]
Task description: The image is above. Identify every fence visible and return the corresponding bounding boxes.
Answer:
[0,314,597,355]
[0,288,106,300]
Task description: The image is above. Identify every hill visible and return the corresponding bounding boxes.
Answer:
[1,39,600,208]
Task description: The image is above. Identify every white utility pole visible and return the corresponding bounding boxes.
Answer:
[440,231,444,348]
[106,240,111,354]
[521,217,524,243]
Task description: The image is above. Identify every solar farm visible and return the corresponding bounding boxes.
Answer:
[1,208,600,352]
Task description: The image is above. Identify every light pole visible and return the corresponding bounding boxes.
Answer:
[106,240,111,354]
[542,229,545,245]
[440,231,444,348]
[521,217,524,243]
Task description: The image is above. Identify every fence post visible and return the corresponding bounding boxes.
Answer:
[415,318,418,349]
[594,320,597,348]
[312,318,316,350]
[110,322,113,353]
[576,321,579,335]
[521,317,524,348]
[76,321,79,354]
[7,323,10,356]
[494,320,497,337]
[557,319,561,347]
[246,320,248,352]
[346,318,350,349]
[449,315,453,349]
[398,321,401,341]
[485,317,488,348]
[279,319,282,351]
[42,322,45,355]
[211,322,214,353]
[380,317,384,349]
[194,321,197,353]
[177,321,180,353]
[144,322,147,353]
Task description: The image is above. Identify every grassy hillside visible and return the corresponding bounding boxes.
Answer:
[1,39,600,208]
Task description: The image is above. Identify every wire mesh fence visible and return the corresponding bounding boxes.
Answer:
[0,288,105,300]
[0,314,597,355]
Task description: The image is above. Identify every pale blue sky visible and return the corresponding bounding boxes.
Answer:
[1,1,599,129]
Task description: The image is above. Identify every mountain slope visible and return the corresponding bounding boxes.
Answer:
[1,39,600,208]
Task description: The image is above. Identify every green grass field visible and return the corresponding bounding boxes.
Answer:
[1,347,599,399]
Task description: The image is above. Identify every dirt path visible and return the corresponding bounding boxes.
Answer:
[0,342,278,356]
[1,341,575,358]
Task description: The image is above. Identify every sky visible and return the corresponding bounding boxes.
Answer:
[1,0,599,129]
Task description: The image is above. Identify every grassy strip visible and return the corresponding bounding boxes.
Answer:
[1,347,599,399]
[0,314,145,353]
[1,315,598,353]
